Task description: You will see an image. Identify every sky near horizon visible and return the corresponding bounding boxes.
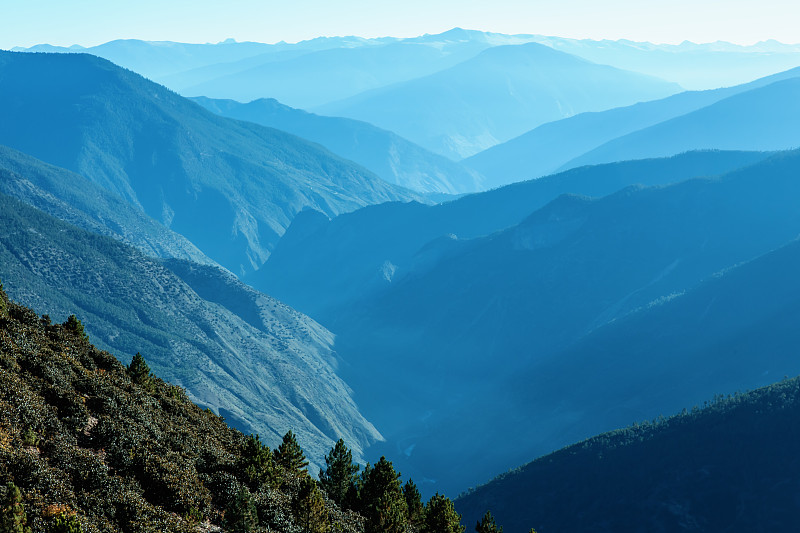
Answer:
[1,0,799,49]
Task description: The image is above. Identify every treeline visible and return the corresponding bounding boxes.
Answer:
[0,282,484,533]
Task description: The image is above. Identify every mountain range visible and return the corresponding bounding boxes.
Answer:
[6,27,800,514]
[0,50,418,276]
[192,96,484,194]
[254,148,790,493]
[465,66,800,188]
[316,42,681,159]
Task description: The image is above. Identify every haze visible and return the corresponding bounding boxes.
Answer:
[2,0,799,49]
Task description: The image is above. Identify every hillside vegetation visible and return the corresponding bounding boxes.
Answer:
[0,285,465,533]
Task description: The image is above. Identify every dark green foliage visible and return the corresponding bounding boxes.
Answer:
[423,493,464,533]
[20,428,38,448]
[358,457,407,533]
[63,315,87,341]
[292,476,329,533]
[223,487,258,533]
[274,430,308,475]
[48,511,83,533]
[0,483,28,533]
[238,434,280,490]
[126,353,152,389]
[475,510,502,533]
[319,438,359,506]
[403,480,424,526]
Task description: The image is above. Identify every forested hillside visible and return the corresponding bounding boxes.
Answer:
[456,375,800,532]
[0,285,465,533]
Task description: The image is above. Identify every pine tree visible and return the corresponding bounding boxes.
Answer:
[319,438,359,506]
[422,493,464,533]
[403,480,424,526]
[359,456,407,533]
[274,430,308,475]
[0,482,28,533]
[238,434,280,490]
[292,476,329,533]
[475,510,502,533]
[64,314,88,341]
[127,353,153,389]
[223,487,258,533]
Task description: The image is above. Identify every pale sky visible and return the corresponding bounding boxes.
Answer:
[1,0,799,49]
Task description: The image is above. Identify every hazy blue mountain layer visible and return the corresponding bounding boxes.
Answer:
[18,30,800,105]
[456,373,800,532]
[0,50,418,275]
[253,150,770,322]
[260,149,800,494]
[563,76,800,170]
[11,36,372,84]
[192,96,485,194]
[0,144,215,266]
[0,192,382,467]
[181,35,495,108]
[533,35,800,90]
[316,42,681,159]
[465,66,800,188]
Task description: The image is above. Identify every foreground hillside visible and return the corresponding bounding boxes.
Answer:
[456,375,800,532]
[0,285,466,532]
[0,192,381,467]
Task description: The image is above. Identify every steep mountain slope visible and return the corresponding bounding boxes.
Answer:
[182,33,494,108]
[0,50,418,275]
[193,96,484,194]
[253,150,770,321]
[0,285,375,533]
[465,66,800,188]
[0,144,214,266]
[0,192,382,466]
[456,374,800,532]
[316,42,681,159]
[563,76,800,170]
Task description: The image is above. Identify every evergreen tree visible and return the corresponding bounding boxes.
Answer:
[360,457,407,533]
[423,493,464,533]
[319,438,359,506]
[64,314,88,341]
[0,483,28,533]
[223,487,258,533]
[238,434,280,490]
[475,510,502,533]
[274,430,309,475]
[403,479,424,526]
[127,352,153,389]
[292,476,329,533]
